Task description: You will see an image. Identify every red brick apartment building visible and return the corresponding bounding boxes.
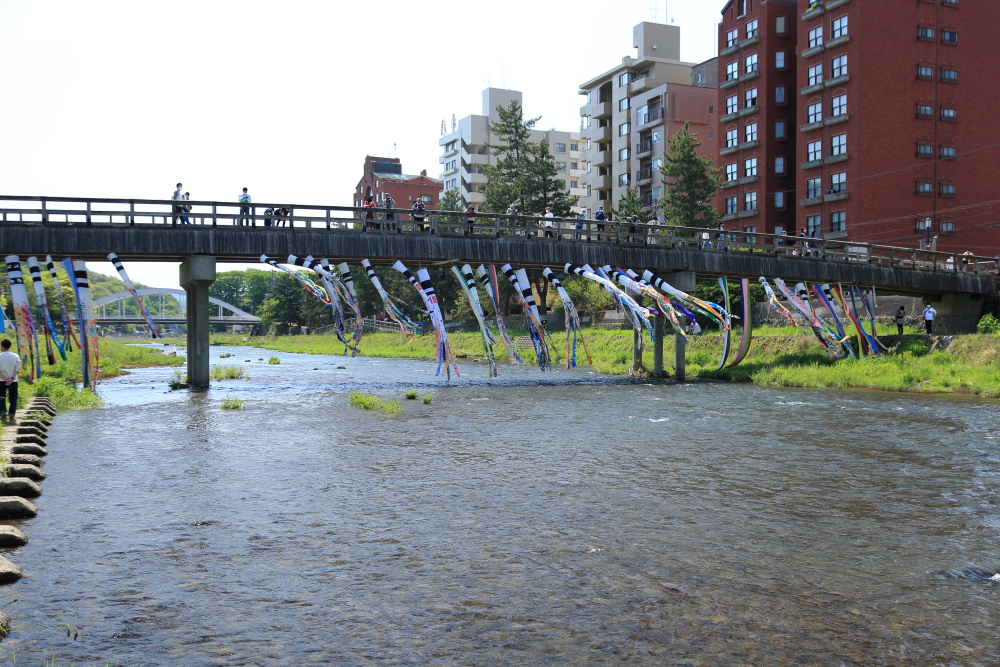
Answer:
[717,0,799,238]
[717,0,1000,255]
[353,156,441,210]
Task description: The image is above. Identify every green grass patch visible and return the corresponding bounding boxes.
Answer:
[349,391,401,415]
[220,395,246,410]
[267,356,281,364]
[404,390,418,400]
[210,365,248,381]
[421,395,433,405]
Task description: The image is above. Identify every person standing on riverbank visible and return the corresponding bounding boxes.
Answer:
[922,304,937,335]
[895,306,906,335]
[0,339,20,423]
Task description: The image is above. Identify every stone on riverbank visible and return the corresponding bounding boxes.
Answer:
[0,526,27,548]
[16,426,46,439]
[18,420,47,434]
[0,556,23,584]
[26,405,55,417]
[3,464,46,481]
[0,478,41,498]
[8,454,42,467]
[0,497,37,519]
[14,434,46,447]
[10,443,46,457]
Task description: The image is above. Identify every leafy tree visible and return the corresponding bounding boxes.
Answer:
[659,122,723,228]
[210,268,274,315]
[551,275,612,320]
[437,189,463,212]
[611,187,653,223]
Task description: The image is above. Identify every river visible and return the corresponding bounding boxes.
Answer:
[2,344,998,665]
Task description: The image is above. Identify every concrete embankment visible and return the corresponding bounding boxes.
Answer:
[0,396,58,638]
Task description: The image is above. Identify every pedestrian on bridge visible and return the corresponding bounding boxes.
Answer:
[180,192,192,224]
[544,207,555,238]
[465,203,476,236]
[239,188,253,226]
[385,194,396,231]
[594,205,607,241]
[172,183,183,225]
[412,199,428,232]
[922,303,937,335]
[363,194,377,230]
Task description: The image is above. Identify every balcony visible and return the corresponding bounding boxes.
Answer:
[637,107,664,127]
[592,174,613,190]
[720,145,739,156]
[826,0,851,8]
[801,44,824,58]
[463,172,487,185]
[440,144,459,159]
[801,82,824,95]
[591,151,611,167]
[824,191,849,202]
[635,140,653,156]
[636,166,653,183]
[739,105,759,117]
[720,44,739,57]
[569,187,588,198]
[800,196,823,206]
[591,101,612,119]
[825,34,851,49]
[738,209,759,218]
[800,159,823,170]
[630,75,656,94]
[641,193,656,208]
[739,70,760,82]
[802,5,824,20]
[738,175,759,185]
[587,124,612,143]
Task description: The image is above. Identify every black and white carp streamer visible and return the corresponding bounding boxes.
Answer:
[361,259,421,335]
[27,256,66,364]
[606,266,686,340]
[542,268,592,368]
[46,255,79,352]
[500,264,554,371]
[640,270,728,331]
[392,261,460,379]
[284,255,362,356]
[474,265,523,365]
[452,264,498,377]
[565,263,653,342]
[329,261,364,346]
[107,253,161,339]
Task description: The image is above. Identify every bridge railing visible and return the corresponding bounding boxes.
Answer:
[1,195,997,276]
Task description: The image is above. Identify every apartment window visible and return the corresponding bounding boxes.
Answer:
[708,130,715,140]
[651,186,662,199]
[776,51,787,69]
[709,106,715,115]
[831,172,846,193]
[745,88,758,107]
[726,196,738,215]
[726,62,738,80]
[918,26,935,40]
[555,143,567,153]
[618,148,630,161]
[745,157,758,177]
[807,140,822,161]
[555,160,568,170]
[738,0,747,15]
[586,92,592,104]
[775,156,786,174]
[652,157,663,170]
[832,16,848,39]
[651,129,663,144]
[807,215,822,235]
[726,128,738,147]
[807,178,822,198]
[571,161,578,169]
[745,53,758,74]
[808,64,823,86]
[916,181,932,194]
[618,72,632,86]
[619,173,631,186]
[775,191,786,208]
[941,68,958,82]
[940,183,956,196]
[940,146,957,158]
[916,143,933,156]
[745,123,758,142]
[421,195,433,202]
[775,120,786,139]
[832,134,847,156]
[831,94,847,117]
[745,191,757,211]
[570,143,578,151]
[941,107,957,120]
[942,30,958,44]
[583,115,591,129]
[916,217,932,231]
[808,26,823,48]
[808,102,823,124]
[619,122,631,136]
[726,95,738,114]
[776,16,787,34]
[942,0,958,4]
[586,161,592,172]
[619,98,630,112]
[570,180,578,189]
[832,55,848,78]
[746,19,758,38]
[726,29,739,48]
[726,163,738,182]
[917,104,933,117]
[941,221,955,232]
[917,65,934,79]
[831,211,846,232]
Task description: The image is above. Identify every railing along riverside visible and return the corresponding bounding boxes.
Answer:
[0,195,997,277]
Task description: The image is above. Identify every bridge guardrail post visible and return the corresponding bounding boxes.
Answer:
[326,209,331,229]
[86,201,92,226]
[40,197,47,224]
[288,207,294,229]
[494,215,500,237]
[212,204,217,227]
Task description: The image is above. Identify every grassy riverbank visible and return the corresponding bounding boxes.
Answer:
[9,338,184,410]
[171,325,1000,398]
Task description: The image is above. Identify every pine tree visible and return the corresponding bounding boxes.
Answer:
[611,187,652,223]
[524,140,577,217]
[481,100,539,214]
[659,122,723,228]
[437,189,463,212]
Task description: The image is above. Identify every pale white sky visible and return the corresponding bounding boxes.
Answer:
[0,0,720,287]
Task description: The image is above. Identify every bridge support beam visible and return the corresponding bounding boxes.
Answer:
[659,271,696,382]
[652,311,665,378]
[632,328,643,372]
[180,256,217,388]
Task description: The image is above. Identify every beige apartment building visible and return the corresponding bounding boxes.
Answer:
[438,88,586,212]
[578,23,719,218]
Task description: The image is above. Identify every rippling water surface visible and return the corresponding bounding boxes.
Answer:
[2,344,999,665]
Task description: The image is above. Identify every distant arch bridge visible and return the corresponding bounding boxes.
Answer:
[86,288,260,326]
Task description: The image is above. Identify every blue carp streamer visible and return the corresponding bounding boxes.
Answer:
[500,264,554,371]
[27,256,66,364]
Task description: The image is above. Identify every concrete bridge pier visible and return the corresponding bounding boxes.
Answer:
[652,312,665,378]
[180,256,217,388]
[661,271,697,381]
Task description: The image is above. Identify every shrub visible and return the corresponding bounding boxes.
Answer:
[404,390,418,400]
[220,395,246,410]
[421,395,433,405]
[31,376,104,410]
[211,365,248,380]
[976,314,1000,335]
[268,357,281,364]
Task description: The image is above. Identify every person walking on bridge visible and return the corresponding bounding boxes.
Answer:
[465,203,476,236]
[384,194,396,231]
[412,198,428,232]
[239,187,253,226]
[172,183,184,225]
[594,205,607,241]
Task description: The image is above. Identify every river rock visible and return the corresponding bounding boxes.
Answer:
[0,526,27,547]
[18,420,47,433]
[15,435,46,447]
[0,556,23,584]
[0,497,37,519]
[26,405,56,417]
[16,426,46,439]
[9,443,46,457]
[0,479,41,498]
[3,464,46,481]
[9,454,42,467]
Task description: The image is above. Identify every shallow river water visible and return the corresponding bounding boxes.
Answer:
[2,344,999,666]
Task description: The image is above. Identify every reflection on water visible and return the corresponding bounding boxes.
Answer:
[3,345,999,665]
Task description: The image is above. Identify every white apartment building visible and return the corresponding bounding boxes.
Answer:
[439,88,586,212]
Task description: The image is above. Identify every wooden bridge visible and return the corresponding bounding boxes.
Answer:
[1,194,996,387]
